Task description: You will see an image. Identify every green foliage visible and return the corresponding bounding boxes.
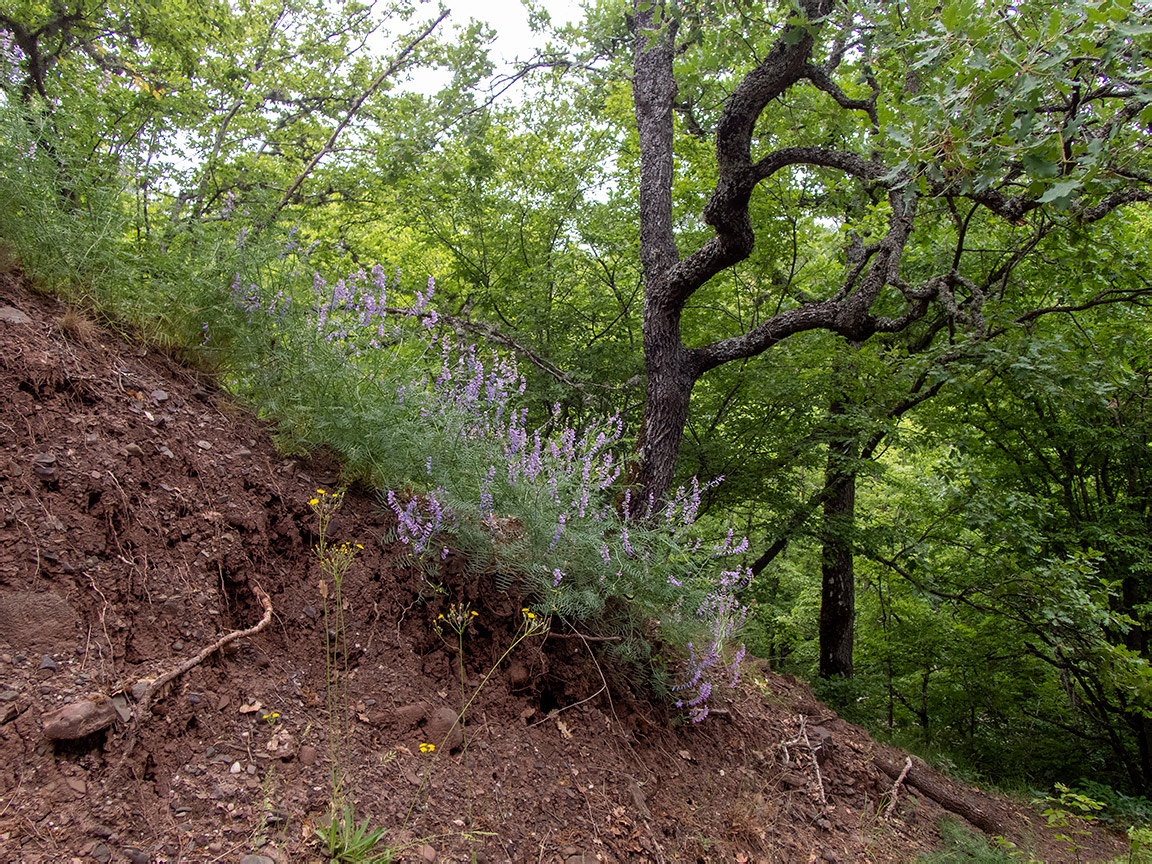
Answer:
[916,818,1033,863]
[5,0,1152,809]
[314,801,392,864]
[1036,783,1105,861]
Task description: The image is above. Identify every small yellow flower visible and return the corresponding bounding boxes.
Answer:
[470,611,478,617]
[419,742,435,753]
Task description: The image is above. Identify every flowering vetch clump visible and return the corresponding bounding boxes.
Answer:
[671,562,751,722]
[215,236,750,721]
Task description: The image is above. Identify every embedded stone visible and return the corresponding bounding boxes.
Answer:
[42,697,119,739]
[425,706,464,752]
[0,306,31,325]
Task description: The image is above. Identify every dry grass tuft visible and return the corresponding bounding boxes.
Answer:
[58,306,100,344]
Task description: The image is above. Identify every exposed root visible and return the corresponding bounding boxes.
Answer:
[114,584,273,777]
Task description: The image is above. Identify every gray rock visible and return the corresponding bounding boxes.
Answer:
[239,855,275,864]
[90,842,111,863]
[110,694,132,723]
[42,697,119,739]
[131,680,152,701]
[38,654,56,670]
[0,306,32,325]
[123,847,150,864]
[32,452,57,479]
[150,389,168,402]
[124,443,145,458]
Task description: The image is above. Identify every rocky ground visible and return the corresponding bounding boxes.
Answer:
[0,261,1131,863]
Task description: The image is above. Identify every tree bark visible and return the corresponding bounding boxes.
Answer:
[819,396,857,678]
[875,755,1007,836]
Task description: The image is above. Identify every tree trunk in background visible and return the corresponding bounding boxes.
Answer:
[819,397,857,678]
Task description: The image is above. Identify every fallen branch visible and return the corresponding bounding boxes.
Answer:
[875,754,1006,835]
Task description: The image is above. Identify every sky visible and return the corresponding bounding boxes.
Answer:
[403,0,586,95]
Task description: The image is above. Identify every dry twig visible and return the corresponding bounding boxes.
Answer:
[781,714,827,804]
[884,756,913,818]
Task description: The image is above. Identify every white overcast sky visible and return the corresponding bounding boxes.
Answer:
[403,0,586,95]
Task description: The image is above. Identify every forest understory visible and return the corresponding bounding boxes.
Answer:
[0,264,1131,863]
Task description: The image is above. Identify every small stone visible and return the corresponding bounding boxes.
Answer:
[111,694,132,723]
[124,443,145,458]
[172,642,183,652]
[131,680,152,701]
[387,701,428,731]
[110,695,131,723]
[425,706,464,752]
[65,776,86,795]
[38,655,57,670]
[301,605,318,621]
[420,844,436,862]
[230,761,242,774]
[0,704,17,723]
[298,745,318,765]
[151,389,169,402]
[0,690,19,702]
[123,847,149,864]
[32,453,57,479]
[196,440,212,450]
[42,697,118,739]
[246,764,256,775]
[91,825,113,838]
[236,449,251,457]
[90,843,111,863]
[188,693,201,705]
[158,446,174,459]
[0,305,32,325]
[239,856,275,864]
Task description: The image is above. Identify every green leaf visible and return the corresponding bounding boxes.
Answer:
[1022,154,1059,178]
[1038,179,1082,206]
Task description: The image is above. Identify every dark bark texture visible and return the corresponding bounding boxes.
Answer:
[819,398,857,678]
[628,0,1150,508]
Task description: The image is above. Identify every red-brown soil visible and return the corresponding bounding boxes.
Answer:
[0,264,1128,863]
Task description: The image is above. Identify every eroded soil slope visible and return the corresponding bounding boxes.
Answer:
[0,266,1126,863]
